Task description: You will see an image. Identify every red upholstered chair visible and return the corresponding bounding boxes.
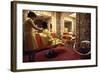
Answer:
[34,33,53,49]
[61,32,74,48]
[34,33,44,49]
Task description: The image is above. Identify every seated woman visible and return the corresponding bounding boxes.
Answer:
[40,21,62,45]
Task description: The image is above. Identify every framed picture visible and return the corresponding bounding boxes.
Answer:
[11,1,98,72]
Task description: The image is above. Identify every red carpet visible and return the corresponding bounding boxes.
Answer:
[35,45,81,62]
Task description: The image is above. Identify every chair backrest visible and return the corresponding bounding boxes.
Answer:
[73,40,91,55]
[32,33,50,50]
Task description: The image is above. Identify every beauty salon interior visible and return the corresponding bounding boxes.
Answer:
[23,10,91,62]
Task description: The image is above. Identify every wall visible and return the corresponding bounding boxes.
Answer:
[0,0,99,73]
[75,13,91,48]
[77,13,91,41]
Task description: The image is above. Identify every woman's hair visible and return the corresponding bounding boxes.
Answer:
[28,11,37,18]
[41,21,48,29]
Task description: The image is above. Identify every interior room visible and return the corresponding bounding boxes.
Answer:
[23,10,91,62]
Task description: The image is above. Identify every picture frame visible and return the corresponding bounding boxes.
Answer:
[11,1,98,72]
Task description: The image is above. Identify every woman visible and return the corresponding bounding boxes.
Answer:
[23,11,42,62]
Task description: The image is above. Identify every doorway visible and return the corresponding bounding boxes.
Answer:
[64,21,72,32]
